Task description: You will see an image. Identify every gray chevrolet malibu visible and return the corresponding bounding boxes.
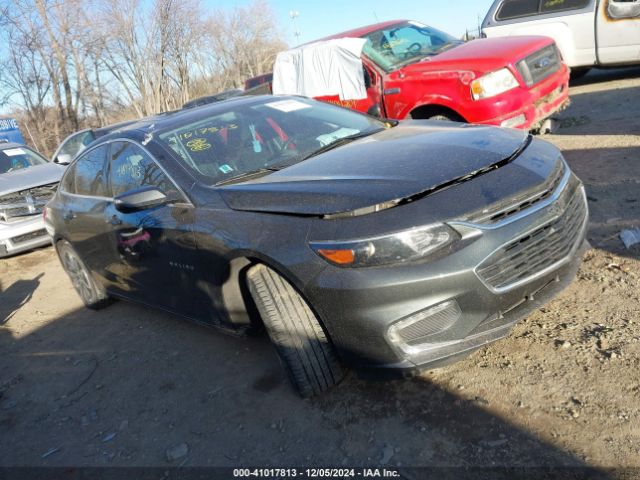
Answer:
[45,96,588,397]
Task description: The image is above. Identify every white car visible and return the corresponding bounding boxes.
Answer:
[482,0,640,75]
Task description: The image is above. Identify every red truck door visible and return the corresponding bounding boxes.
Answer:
[314,64,384,117]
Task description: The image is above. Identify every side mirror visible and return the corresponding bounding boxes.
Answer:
[55,153,73,165]
[114,186,168,213]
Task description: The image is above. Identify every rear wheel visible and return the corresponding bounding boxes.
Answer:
[246,264,344,397]
[57,240,112,310]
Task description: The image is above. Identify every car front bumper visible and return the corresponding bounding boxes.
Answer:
[468,64,570,130]
[0,216,51,258]
[305,171,589,371]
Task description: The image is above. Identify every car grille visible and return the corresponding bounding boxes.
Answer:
[477,185,587,291]
[467,160,566,224]
[11,229,47,244]
[516,44,561,87]
[0,183,58,222]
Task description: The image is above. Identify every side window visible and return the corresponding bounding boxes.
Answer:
[540,0,590,13]
[108,142,179,199]
[60,162,77,194]
[497,0,541,20]
[74,145,108,196]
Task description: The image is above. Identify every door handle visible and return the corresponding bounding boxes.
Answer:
[63,211,75,221]
[107,215,122,226]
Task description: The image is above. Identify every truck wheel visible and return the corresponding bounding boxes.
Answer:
[246,264,344,397]
[57,240,112,310]
[427,114,457,122]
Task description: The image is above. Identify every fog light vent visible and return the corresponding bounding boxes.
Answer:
[389,300,462,347]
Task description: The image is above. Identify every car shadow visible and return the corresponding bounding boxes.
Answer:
[570,66,640,88]
[552,84,640,138]
[543,70,640,260]
[0,273,44,325]
[559,145,640,261]
[0,300,611,477]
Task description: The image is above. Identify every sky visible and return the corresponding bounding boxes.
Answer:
[203,0,497,45]
[0,0,497,116]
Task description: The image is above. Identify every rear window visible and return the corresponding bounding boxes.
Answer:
[497,0,540,20]
[540,0,590,13]
[74,145,108,196]
[496,0,590,20]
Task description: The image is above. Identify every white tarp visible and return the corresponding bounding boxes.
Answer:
[272,38,368,101]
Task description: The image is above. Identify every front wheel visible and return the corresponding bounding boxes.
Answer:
[246,264,344,397]
[427,114,457,122]
[57,240,112,310]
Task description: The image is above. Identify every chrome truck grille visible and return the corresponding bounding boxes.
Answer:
[477,185,587,291]
[0,183,58,222]
[516,44,561,87]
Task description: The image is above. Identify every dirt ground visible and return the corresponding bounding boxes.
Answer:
[1,68,639,475]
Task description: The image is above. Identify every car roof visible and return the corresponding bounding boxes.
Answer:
[181,89,244,109]
[313,19,407,43]
[94,118,146,137]
[99,95,275,140]
[0,142,32,151]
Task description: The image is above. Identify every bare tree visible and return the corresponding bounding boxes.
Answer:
[0,0,287,155]
[204,0,287,90]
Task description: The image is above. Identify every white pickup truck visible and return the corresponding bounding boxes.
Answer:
[482,0,640,75]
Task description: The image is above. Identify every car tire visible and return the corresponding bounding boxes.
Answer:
[246,264,344,397]
[427,114,456,122]
[57,240,112,310]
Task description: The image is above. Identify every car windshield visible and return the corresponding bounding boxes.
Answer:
[0,146,48,174]
[157,97,389,185]
[362,21,461,72]
[57,130,96,160]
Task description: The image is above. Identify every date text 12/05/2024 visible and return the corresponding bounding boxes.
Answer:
[233,468,401,478]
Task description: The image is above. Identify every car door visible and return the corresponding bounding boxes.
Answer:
[58,145,116,280]
[102,140,208,321]
[482,0,597,68]
[596,0,640,65]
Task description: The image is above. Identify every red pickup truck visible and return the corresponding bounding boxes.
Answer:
[273,20,570,130]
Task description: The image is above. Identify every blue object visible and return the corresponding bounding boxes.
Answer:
[0,118,26,144]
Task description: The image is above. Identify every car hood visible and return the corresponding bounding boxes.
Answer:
[0,162,64,197]
[218,122,530,216]
[399,36,555,74]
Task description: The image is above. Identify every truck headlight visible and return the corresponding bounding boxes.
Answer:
[471,68,519,100]
[310,224,459,267]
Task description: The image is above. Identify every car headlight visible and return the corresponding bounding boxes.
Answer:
[309,224,459,267]
[471,68,519,100]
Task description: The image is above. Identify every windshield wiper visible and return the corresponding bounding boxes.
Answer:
[434,42,462,54]
[215,167,279,186]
